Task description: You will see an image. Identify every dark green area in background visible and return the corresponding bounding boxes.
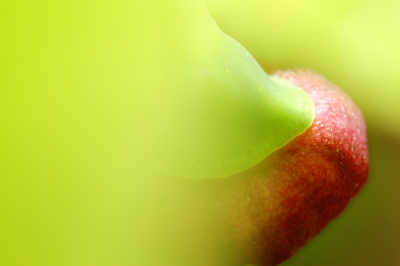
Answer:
[281,128,400,266]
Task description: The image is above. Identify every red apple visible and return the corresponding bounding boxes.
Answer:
[146,69,369,266]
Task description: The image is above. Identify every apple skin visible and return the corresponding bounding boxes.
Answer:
[239,69,370,265]
[147,69,369,266]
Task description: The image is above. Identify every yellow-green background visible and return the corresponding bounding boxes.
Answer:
[2,0,400,265]
[208,0,400,265]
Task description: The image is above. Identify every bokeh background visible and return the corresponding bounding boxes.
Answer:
[208,0,400,265]
[2,0,400,265]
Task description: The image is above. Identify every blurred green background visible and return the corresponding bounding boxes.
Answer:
[2,0,400,265]
[208,0,400,265]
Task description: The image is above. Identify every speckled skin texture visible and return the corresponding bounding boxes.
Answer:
[148,70,369,266]
[243,69,370,265]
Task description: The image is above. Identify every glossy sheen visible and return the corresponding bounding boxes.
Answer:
[149,69,369,266]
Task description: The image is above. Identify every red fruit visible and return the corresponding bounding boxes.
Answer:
[148,69,369,266]
[238,69,370,265]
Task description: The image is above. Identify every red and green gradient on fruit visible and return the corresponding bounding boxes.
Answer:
[146,70,368,266]
[0,1,368,266]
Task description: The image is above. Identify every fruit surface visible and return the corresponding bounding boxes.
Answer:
[147,69,369,266]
